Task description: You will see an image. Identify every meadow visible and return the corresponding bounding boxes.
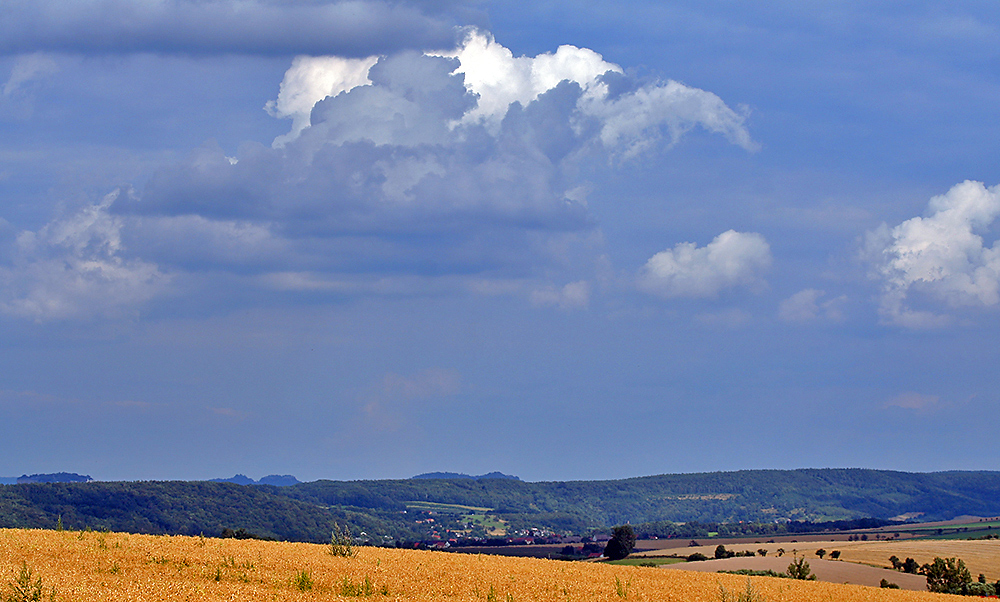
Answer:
[0,529,974,602]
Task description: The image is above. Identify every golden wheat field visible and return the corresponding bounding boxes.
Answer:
[0,529,971,602]
[834,539,1000,582]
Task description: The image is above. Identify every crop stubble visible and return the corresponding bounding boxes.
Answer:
[0,529,971,601]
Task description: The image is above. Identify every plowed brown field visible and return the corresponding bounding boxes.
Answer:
[0,529,972,601]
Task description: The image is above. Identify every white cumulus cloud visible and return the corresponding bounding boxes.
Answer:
[434,28,622,130]
[2,29,757,321]
[639,230,772,299]
[864,180,1000,328]
[265,55,379,147]
[270,27,755,157]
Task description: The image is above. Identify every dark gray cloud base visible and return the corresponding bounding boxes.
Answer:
[0,0,461,57]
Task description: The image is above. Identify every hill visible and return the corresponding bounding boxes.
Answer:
[0,469,998,543]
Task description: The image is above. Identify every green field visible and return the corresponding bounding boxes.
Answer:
[900,520,1000,540]
[405,501,493,513]
[405,501,506,534]
[606,556,688,567]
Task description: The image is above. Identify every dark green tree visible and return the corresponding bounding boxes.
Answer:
[815,548,826,559]
[921,557,972,594]
[603,525,636,560]
[902,557,920,574]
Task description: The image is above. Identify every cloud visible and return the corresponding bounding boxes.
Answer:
[530,280,590,310]
[886,392,940,411]
[359,368,462,432]
[265,55,380,147]
[864,180,1000,328]
[433,29,622,130]
[3,53,59,97]
[0,0,460,58]
[4,29,756,320]
[0,190,170,321]
[778,289,847,323]
[638,230,772,299]
[1,53,59,119]
[122,34,754,276]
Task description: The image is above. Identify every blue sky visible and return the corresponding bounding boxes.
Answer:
[1,0,998,482]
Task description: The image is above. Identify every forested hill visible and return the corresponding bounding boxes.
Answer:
[283,468,1000,526]
[1,469,998,543]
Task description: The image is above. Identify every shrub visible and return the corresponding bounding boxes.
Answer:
[341,576,386,597]
[330,522,356,557]
[718,578,767,602]
[292,570,313,591]
[966,583,995,597]
[687,552,709,562]
[829,550,840,560]
[879,579,899,589]
[786,556,815,580]
[614,576,629,599]
[718,569,786,579]
[5,563,55,602]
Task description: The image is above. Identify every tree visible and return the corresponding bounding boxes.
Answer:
[715,544,734,559]
[815,548,826,559]
[889,555,901,570]
[603,525,636,560]
[921,557,972,595]
[787,556,816,580]
[757,548,767,557]
[829,550,840,560]
[902,558,920,574]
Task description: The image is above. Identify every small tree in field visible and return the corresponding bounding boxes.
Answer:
[829,550,840,560]
[603,525,636,561]
[787,556,816,580]
[815,549,826,559]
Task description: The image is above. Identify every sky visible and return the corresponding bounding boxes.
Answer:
[1,0,999,483]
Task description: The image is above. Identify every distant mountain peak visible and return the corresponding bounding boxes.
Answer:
[17,473,93,484]
[411,471,520,481]
[209,474,300,487]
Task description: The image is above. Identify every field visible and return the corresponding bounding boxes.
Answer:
[835,540,1000,581]
[637,537,1000,591]
[0,529,974,602]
